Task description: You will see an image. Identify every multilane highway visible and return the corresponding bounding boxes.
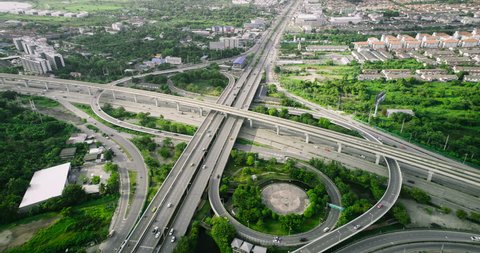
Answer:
[153,1,301,252]
[115,1,299,252]
[334,230,480,253]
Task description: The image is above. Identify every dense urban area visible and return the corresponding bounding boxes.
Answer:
[0,0,479,253]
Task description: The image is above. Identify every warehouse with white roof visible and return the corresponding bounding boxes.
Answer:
[19,162,71,210]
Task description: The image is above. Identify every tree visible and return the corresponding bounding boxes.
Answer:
[160,146,171,159]
[456,209,468,220]
[392,203,410,225]
[410,188,430,204]
[279,214,304,232]
[62,184,87,206]
[246,155,255,166]
[104,149,114,160]
[211,217,236,253]
[173,222,200,253]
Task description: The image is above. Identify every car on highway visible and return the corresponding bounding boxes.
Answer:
[471,236,480,241]
[353,225,361,230]
[299,237,308,242]
[202,164,207,169]
[152,207,157,213]
[155,232,160,239]
[167,203,173,208]
[169,228,174,236]
[377,203,383,208]
[191,163,195,167]
[153,226,159,234]
[171,236,176,243]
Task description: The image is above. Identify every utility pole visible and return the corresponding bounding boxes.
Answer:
[29,99,43,123]
[443,135,449,150]
[463,153,468,164]
[400,118,405,133]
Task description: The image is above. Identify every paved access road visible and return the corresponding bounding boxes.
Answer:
[334,230,480,253]
[55,99,149,253]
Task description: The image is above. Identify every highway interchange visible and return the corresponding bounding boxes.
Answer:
[1,0,480,252]
[3,81,480,252]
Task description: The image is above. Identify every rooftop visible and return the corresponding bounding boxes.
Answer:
[19,163,71,209]
[233,55,247,65]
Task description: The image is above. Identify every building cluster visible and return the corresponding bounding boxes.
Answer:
[354,30,480,51]
[2,8,89,18]
[207,19,266,51]
[358,67,480,83]
[18,131,116,211]
[232,0,281,7]
[62,133,109,163]
[287,0,480,34]
[138,55,183,71]
[13,36,65,74]
[231,238,267,253]
[352,29,480,66]
[358,69,459,82]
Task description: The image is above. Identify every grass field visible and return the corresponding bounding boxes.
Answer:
[282,64,360,82]
[128,170,137,208]
[32,0,129,13]
[4,196,117,253]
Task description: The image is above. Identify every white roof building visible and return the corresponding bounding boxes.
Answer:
[19,163,71,210]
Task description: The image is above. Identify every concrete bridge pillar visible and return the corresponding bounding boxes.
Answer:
[112,91,116,100]
[199,107,203,116]
[275,125,280,135]
[305,133,309,143]
[87,87,92,95]
[134,94,137,103]
[427,171,434,182]
[155,98,158,107]
[375,154,381,165]
[248,118,253,128]
[44,82,49,91]
[337,143,342,153]
[176,102,180,112]
[23,79,29,87]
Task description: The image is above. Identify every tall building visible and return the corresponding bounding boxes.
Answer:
[21,55,52,74]
[13,36,65,74]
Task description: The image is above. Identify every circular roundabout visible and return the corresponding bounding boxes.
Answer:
[261,183,309,215]
[209,160,343,246]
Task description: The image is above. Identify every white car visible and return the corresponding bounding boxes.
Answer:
[171,236,176,243]
[471,236,480,241]
[155,232,160,239]
[353,225,361,230]
[169,228,174,236]
[167,203,173,208]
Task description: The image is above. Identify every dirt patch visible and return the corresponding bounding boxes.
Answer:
[39,107,83,125]
[0,215,59,252]
[402,199,480,232]
[261,183,309,215]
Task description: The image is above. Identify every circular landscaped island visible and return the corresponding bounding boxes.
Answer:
[261,183,309,215]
